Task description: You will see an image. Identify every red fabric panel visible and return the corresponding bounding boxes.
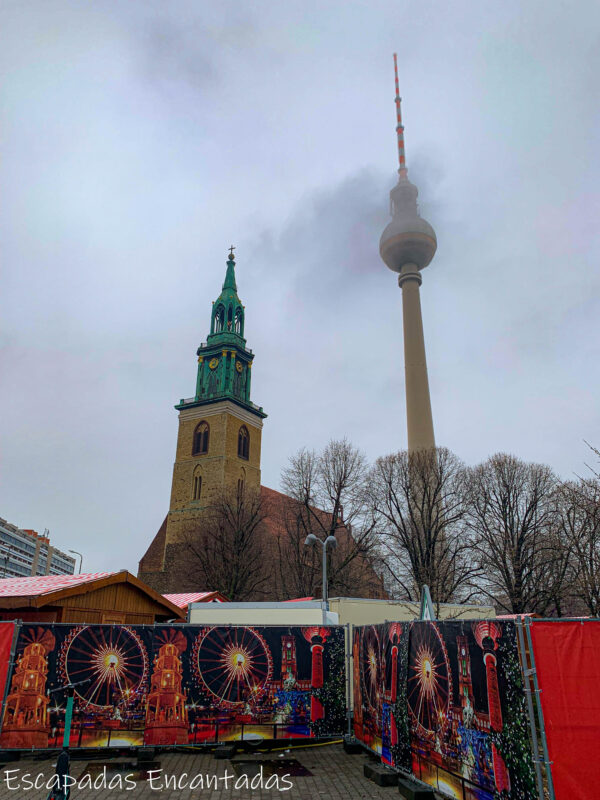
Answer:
[0,622,15,704]
[530,620,600,800]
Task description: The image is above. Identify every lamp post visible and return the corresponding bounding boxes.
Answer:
[46,678,90,800]
[68,550,82,574]
[304,534,337,613]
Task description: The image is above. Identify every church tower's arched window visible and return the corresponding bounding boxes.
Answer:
[237,425,249,460]
[192,473,202,500]
[234,307,243,335]
[193,421,209,455]
[227,305,233,331]
[213,305,224,333]
[237,467,246,498]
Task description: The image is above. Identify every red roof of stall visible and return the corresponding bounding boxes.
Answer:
[0,572,114,597]
[163,591,228,608]
[284,597,315,602]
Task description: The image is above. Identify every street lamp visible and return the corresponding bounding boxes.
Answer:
[68,550,83,574]
[304,534,337,607]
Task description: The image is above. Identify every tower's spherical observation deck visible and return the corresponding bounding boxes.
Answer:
[379,177,437,273]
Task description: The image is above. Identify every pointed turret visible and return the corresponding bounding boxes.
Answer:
[209,248,245,342]
[221,246,238,292]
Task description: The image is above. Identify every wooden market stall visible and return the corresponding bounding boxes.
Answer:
[0,570,185,624]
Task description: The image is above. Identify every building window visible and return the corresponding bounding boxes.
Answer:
[237,478,244,497]
[234,307,243,334]
[238,426,249,460]
[214,305,224,333]
[192,421,209,455]
[193,475,202,501]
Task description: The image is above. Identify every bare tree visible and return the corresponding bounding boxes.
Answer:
[465,453,560,614]
[556,478,600,616]
[277,439,384,599]
[182,485,268,601]
[370,447,477,606]
[583,440,600,479]
[541,512,575,617]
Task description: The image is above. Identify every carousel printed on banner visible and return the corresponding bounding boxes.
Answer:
[0,623,346,748]
[353,620,536,800]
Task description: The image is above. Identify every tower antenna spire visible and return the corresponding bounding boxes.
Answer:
[393,53,408,179]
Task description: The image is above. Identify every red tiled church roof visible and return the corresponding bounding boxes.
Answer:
[138,514,168,573]
[138,485,387,600]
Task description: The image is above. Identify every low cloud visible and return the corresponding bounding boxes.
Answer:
[1,0,598,576]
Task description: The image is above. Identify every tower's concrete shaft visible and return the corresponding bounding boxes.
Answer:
[398,264,435,451]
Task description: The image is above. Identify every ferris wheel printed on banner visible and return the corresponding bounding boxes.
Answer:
[59,626,149,710]
[193,627,273,709]
[407,622,452,737]
[361,626,381,711]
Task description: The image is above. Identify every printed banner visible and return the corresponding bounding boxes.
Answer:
[0,622,16,714]
[352,622,410,770]
[353,620,536,800]
[0,624,153,748]
[529,620,600,800]
[0,623,346,749]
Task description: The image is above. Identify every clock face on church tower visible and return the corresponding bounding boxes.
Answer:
[235,361,243,373]
[209,358,219,370]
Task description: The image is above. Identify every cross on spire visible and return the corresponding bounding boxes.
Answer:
[228,245,236,260]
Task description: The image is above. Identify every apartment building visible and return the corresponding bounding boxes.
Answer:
[0,518,76,578]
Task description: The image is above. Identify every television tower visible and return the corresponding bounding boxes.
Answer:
[380,55,437,453]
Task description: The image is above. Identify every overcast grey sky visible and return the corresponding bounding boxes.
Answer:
[1,0,599,574]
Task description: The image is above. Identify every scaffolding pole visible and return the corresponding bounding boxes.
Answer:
[524,616,556,800]
[516,617,545,800]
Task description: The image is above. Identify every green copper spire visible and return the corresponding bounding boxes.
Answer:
[222,245,238,292]
[175,247,266,418]
[209,248,245,341]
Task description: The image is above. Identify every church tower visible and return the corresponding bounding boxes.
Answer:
[139,249,266,592]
